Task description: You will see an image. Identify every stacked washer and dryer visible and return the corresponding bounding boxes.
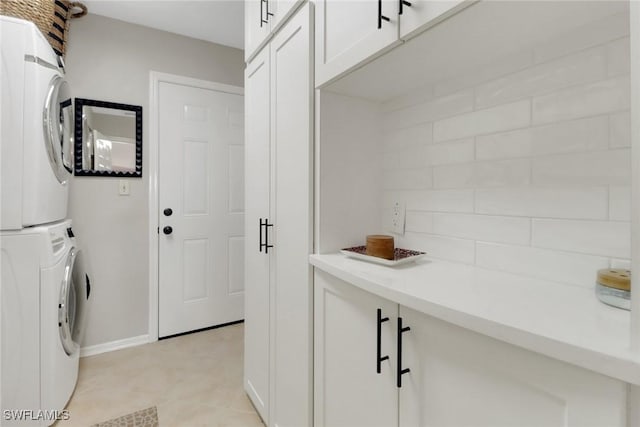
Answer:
[1,16,92,426]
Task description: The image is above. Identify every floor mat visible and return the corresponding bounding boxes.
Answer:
[90,406,159,427]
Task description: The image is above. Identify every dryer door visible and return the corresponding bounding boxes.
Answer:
[58,247,91,356]
[43,75,73,183]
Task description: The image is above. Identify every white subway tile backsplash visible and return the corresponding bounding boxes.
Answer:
[475,129,530,161]
[383,123,433,151]
[398,232,475,264]
[607,37,630,76]
[531,116,609,156]
[609,186,631,221]
[434,159,531,189]
[532,149,630,186]
[533,12,629,63]
[383,168,432,190]
[382,190,475,213]
[474,159,532,188]
[476,186,608,220]
[406,189,475,213]
[377,14,631,286]
[382,141,427,170]
[433,100,531,142]
[610,258,631,270]
[532,76,630,125]
[475,47,607,109]
[532,219,630,258]
[432,163,473,189]
[475,116,608,161]
[383,89,474,131]
[476,242,609,288]
[405,211,434,233]
[382,84,434,113]
[609,111,630,148]
[433,213,530,245]
[425,139,474,166]
[433,50,534,98]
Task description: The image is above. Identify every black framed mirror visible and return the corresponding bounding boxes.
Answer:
[74,98,142,177]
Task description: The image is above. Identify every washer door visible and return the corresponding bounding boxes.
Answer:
[43,75,73,183]
[58,248,91,356]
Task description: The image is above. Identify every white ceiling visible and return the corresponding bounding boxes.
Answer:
[81,0,244,50]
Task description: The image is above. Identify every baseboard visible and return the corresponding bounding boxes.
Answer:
[80,334,151,357]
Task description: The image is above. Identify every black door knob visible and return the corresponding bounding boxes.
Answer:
[163,208,173,216]
[163,226,173,235]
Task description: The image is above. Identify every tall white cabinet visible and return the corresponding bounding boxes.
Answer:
[244,3,314,427]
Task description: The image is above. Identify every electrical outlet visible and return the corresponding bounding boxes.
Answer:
[119,180,130,196]
[391,201,405,235]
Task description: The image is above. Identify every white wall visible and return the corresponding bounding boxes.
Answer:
[65,14,244,347]
[317,92,382,253]
[381,12,631,289]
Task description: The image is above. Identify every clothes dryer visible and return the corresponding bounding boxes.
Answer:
[40,222,91,422]
[1,16,73,230]
[1,220,91,426]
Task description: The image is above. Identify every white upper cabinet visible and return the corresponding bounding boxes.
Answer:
[245,0,305,62]
[245,0,272,62]
[315,0,400,87]
[315,0,474,87]
[398,0,467,39]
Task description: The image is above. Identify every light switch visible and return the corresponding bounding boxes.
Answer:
[119,180,130,196]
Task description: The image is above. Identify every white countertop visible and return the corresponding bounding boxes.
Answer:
[310,253,640,385]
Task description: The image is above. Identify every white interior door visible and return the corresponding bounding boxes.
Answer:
[158,81,244,338]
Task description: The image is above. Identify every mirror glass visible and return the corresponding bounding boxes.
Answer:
[74,98,142,177]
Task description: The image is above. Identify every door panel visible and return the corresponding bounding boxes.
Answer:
[270,5,313,426]
[158,81,244,338]
[316,0,400,86]
[399,306,627,427]
[43,76,72,183]
[314,270,399,427]
[399,0,467,40]
[243,46,271,424]
[245,0,271,61]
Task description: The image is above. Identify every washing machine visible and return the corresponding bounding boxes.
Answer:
[1,220,91,426]
[0,16,73,230]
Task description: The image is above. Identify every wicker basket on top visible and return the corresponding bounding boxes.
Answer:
[0,0,87,57]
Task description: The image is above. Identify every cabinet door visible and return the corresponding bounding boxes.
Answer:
[314,270,399,427]
[315,0,401,87]
[398,0,468,40]
[269,4,314,426]
[243,45,271,424]
[399,306,627,427]
[269,0,304,31]
[245,0,272,62]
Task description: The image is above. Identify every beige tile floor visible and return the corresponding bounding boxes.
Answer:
[55,323,264,427]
